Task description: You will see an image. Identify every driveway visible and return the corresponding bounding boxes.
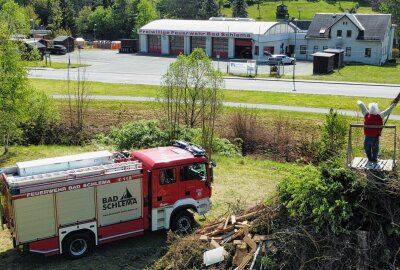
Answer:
[48,49,314,76]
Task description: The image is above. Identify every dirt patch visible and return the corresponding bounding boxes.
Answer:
[0,230,167,270]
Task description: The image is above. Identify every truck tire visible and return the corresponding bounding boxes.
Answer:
[63,232,94,259]
[171,210,194,234]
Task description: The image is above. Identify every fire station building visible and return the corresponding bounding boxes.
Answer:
[138,18,297,61]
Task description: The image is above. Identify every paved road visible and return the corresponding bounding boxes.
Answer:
[33,69,400,98]
[33,49,400,99]
[51,94,400,120]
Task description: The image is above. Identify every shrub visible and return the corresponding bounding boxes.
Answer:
[21,90,60,145]
[319,109,348,161]
[110,120,168,150]
[277,163,354,234]
[392,48,399,59]
[213,137,241,157]
[230,107,263,155]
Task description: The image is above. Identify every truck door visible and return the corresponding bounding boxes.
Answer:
[153,168,179,208]
[179,163,209,200]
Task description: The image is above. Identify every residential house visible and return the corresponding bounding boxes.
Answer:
[303,13,396,65]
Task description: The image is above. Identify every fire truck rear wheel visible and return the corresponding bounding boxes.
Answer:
[63,232,94,259]
[171,210,194,234]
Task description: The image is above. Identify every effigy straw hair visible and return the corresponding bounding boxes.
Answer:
[369,103,380,115]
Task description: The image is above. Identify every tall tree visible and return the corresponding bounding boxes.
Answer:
[232,0,247,18]
[48,0,63,33]
[0,0,30,153]
[133,0,156,38]
[110,0,137,38]
[90,5,113,39]
[60,0,76,33]
[76,5,93,36]
[25,4,40,29]
[31,0,51,26]
[380,0,400,39]
[157,0,201,19]
[199,0,219,19]
[159,48,224,155]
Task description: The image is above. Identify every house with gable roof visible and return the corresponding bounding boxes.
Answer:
[304,13,396,65]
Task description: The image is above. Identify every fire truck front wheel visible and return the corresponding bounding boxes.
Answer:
[171,210,194,234]
[63,232,94,259]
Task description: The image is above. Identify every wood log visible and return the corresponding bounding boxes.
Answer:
[233,247,249,266]
[223,214,230,229]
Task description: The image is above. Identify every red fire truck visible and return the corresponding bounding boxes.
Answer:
[0,141,213,259]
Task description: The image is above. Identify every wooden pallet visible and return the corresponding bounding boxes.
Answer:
[350,157,395,171]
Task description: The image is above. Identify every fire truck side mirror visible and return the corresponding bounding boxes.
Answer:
[210,160,216,167]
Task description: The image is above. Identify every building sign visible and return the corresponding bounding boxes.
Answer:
[138,29,251,38]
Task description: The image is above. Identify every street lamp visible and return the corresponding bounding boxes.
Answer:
[94,24,97,41]
[286,15,297,91]
[292,20,297,92]
[29,19,34,36]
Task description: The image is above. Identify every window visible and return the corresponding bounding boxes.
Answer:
[323,46,328,50]
[365,48,371,58]
[337,30,342,37]
[300,45,307,54]
[343,21,348,25]
[313,45,318,53]
[180,164,206,181]
[345,47,351,56]
[159,169,176,185]
[346,30,352,38]
[255,46,259,56]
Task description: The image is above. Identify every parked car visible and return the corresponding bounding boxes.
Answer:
[268,54,296,65]
[47,45,67,55]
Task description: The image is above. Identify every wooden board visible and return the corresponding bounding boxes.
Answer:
[350,157,395,171]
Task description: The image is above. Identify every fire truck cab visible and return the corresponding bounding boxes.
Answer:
[0,141,213,259]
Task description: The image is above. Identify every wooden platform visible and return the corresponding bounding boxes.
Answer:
[350,157,395,171]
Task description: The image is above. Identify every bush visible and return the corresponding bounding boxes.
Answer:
[319,109,347,161]
[277,163,354,234]
[230,107,263,155]
[110,120,168,150]
[213,137,241,157]
[21,90,60,145]
[392,48,399,59]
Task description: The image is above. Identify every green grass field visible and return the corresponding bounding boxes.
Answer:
[31,78,398,114]
[222,0,375,21]
[24,61,87,69]
[295,61,400,84]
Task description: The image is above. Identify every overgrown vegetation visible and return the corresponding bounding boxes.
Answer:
[152,106,400,269]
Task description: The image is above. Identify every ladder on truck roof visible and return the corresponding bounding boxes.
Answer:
[346,124,397,171]
[4,160,142,194]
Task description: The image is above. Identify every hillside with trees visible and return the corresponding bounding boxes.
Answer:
[7,0,400,40]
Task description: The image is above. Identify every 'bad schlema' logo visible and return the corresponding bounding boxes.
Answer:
[102,187,138,210]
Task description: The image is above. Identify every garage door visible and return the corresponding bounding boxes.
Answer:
[212,37,228,58]
[148,35,161,54]
[234,39,252,58]
[191,36,206,52]
[169,35,184,55]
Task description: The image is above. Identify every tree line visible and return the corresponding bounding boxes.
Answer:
[6,0,250,40]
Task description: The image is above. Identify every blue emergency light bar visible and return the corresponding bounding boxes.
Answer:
[174,140,206,156]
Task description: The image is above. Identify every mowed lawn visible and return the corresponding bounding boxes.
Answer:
[296,61,400,84]
[30,79,398,113]
[222,0,375,21]
[24,61,87,69]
